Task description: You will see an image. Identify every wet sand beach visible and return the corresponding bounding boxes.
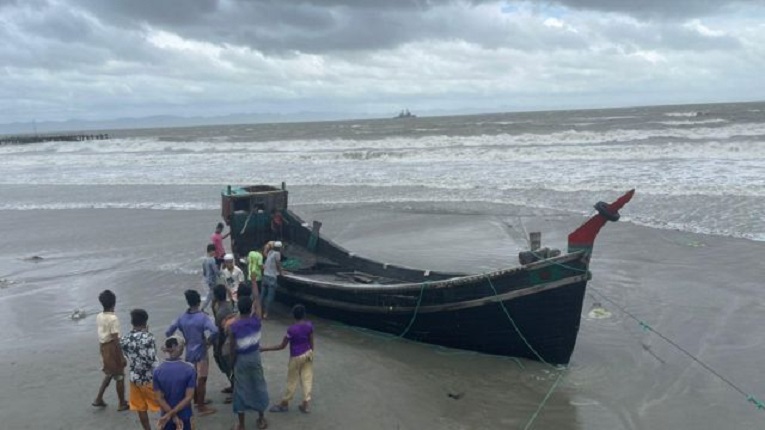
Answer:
[1,203,763,429]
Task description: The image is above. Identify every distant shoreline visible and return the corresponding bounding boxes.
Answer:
[2,99,763,137]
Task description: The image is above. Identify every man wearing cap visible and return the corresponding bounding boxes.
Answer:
[221,254,245,302]
[154,336,196,430]
[261,241,284,319]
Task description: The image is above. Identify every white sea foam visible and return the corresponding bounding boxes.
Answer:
[2,122,764,160]
[2,110,763,241]
[656,119,728,126]
[0,202,216,211]
[574,115,639,121]
[664,111,705,117]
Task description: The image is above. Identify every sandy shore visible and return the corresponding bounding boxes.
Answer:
[0,204,763,429]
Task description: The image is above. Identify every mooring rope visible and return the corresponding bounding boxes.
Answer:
[523,370,566,430]
[327,272,567,429]
[398,281,428,338]
[484,275,558,369]
[484,274,568,430]
[588,287,765,412]
[239,211,254,235]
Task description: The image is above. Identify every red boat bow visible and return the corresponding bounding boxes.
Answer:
[567,189,635,260]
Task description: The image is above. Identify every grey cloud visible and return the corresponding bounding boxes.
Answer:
[538,0,761,19]
[0,3,164,72]
[61,0,754,56]
[80,3,566,55]
[0,0,763,124]
[591,20,742,52]
[68,0,512,54]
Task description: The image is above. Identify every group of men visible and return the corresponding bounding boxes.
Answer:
[93,290,198,430]
[203,222,285,319]
[90,220,314,430]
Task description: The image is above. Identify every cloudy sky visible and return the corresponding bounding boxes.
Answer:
[1,0,764,123]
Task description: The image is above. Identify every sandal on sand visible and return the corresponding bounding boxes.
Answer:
[269,404,288,413]
[257,417,268,429]
[117,402,130,412]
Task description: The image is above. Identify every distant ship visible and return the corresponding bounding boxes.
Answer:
[394,109,417,119]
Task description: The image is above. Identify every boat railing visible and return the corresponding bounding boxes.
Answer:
[282,250,587,291]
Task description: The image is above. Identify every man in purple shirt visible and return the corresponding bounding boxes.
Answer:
[262,304,314,413]
[154,337,196,430]
[166,289,218,416]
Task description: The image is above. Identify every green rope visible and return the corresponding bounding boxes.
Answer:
[398,281,428,338]
[748,396,765,410]
[484,273,570,428]
[523,370,566,430]
[529,250,589,273]
[484,275,557,369]
[589,287,765,414]
[327,281,428,341]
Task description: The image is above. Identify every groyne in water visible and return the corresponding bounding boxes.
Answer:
[0,133,110,145]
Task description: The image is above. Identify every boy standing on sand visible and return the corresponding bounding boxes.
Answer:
[166,289,218,417]
[201,243,220,311]
[92,289,129,411]
[121,309,159,430]
[262,304,315,414]
[154,337,196,430]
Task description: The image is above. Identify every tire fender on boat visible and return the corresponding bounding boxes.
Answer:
[594,201,620,222]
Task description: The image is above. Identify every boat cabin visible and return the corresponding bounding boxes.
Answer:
[221,183,288,257]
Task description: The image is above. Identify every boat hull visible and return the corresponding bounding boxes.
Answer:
[275,277,587,364]
[270,234,590,365]
[221,185,634,365]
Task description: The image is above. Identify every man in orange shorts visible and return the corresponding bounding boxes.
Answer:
[121,309,160,430]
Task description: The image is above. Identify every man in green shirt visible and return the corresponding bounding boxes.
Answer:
[248,248,264,295]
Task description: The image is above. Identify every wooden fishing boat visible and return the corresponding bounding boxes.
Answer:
[221,184,634,364]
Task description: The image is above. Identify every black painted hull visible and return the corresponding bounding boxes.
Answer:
[272,209,590,364]
[221,185,634,365]
[276,276,588,364]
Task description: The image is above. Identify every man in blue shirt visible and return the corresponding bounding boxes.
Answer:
[154,337,196,430]
[166,290,218,416]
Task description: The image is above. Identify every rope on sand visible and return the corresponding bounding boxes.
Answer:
[485,275,568,430]
[523,370,566,430]
[588,287,765,413]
